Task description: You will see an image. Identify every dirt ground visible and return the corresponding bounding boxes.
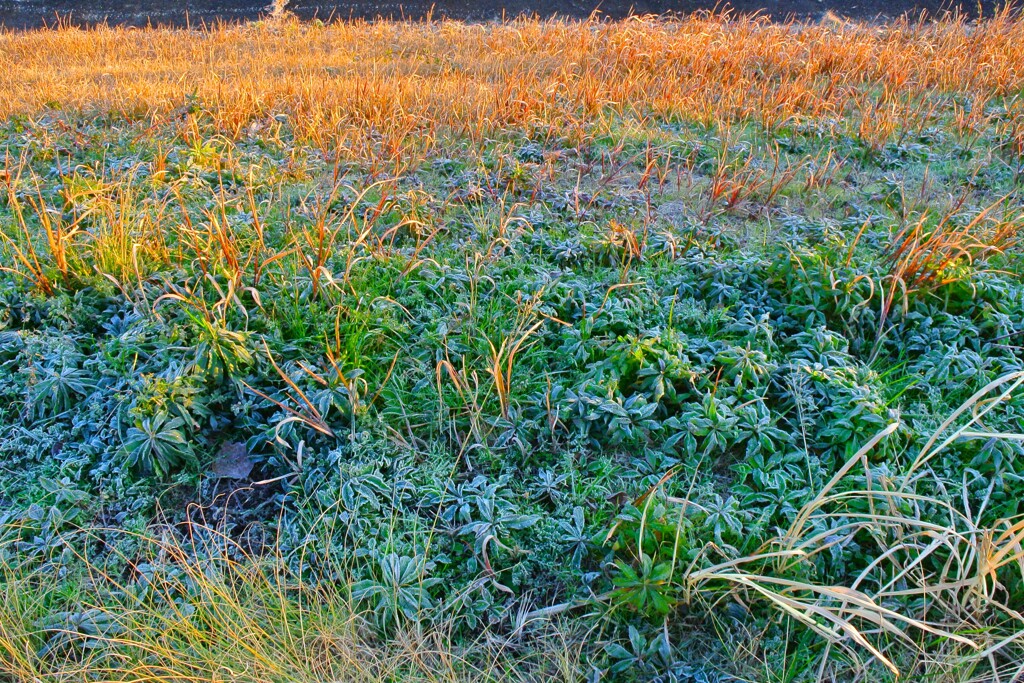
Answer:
[0,0,1011,28]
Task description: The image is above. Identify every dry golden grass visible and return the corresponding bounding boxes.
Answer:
[0,523,588,683]
[2,10,1024,153]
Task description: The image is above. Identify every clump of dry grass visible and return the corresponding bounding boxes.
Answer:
[0,523,587,683]
[852,195,1022,361]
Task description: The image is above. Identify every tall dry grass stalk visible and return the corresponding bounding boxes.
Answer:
[268,0,290,21]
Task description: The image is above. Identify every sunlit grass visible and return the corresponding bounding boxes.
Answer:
[2,10,1023,150]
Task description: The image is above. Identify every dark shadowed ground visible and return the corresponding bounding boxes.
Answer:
[0,0,1010,29]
